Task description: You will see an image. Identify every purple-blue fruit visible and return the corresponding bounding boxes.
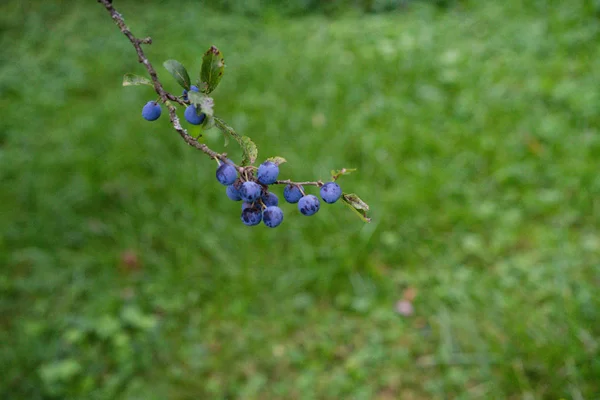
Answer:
[298,194,320,216]
[262,192,279,207]
[263,206,284,228]
[239,181,262,202]
[142,101,161,121]
[242,201,254,210]
[257,161,279,185]
[184,105,206,125]
[216,163,238,186]
[241,206,262,226]
[226,184,242,201]
[182,86,199,101]
[320,182,342,204]
[283,184,303,203]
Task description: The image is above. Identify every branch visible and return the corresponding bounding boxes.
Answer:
[274,179,323,187]
[96,0,229,164]
[97,0,371,223]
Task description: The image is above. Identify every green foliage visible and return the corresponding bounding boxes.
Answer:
[187,91,214,117]
[163,59,191,90]
[331,167,357,180]
[265,156,287,166]
[214,117,258,166]
[200,46,224,94]
[1,0,600,398]
[341,193,371,223]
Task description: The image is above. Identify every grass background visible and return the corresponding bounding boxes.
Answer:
[1,0,600,398]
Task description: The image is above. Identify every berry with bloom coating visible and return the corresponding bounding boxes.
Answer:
[216,163,237,186]
[184,105,206,125]
[239,181,262,202]
[262,192,279,207]
[283,184,303,203]
[241,206,262,226]
[241,201,254,210]
[226,184,242,201]
[142,101,161,121]
[257,161,279,185]
[263,206,284,228]
[320,182,342,204]
[298,194,320,216]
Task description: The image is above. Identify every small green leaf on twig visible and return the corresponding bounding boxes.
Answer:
[265,156,287,166]
[202,116,215,131]
[214,117,257,165]
[188,92,214,117]
[122,73,152,87]
[200,46,225,94]
[240,136,258,166]
[331,168,357,181]
[163,60,191,90]
[341,193,371,223]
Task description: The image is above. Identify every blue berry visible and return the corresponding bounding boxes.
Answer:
[184,105,206,125]
[320,182,342,204]
[283,184,303,203]
[241,206,262,226]
[263,206,284,228]
[298,194,320,216]
[257,161,279,185]
[262,192,279,207]
[216,163,238,186]
[242,201,254,210]
[182,86,199,101]
[142,101,161,121]
[239,181,262,202]
[226,184,242,201]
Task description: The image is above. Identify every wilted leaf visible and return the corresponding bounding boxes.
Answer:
[200,46,225,94]
[341,193,371,223]
[122,73,152,87]
[163,59,191,90]
[265,156,287,166]
[188,91,214,117]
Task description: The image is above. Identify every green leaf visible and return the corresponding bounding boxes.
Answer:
[240,136,258,166]
[188,92,214,117]
[331,168,357,181]
[202,115,215,130]
[200,46,225,94]
[265,156,287,166]
[163,60,191,90]
[214,117,238,147]
[214,118,257,166]
[341,193,371,223]
[122,73,152,87]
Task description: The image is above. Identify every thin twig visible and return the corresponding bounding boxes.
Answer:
[96,0,228,163]
[274,179,323,187]
[97,0,360,209]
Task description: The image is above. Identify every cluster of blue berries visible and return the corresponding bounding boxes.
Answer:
[215,160,343,227]
[141,85,206,125]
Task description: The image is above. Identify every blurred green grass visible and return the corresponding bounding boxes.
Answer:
[1,1,600,399]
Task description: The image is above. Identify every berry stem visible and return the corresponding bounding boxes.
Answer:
[274,179,324,187]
